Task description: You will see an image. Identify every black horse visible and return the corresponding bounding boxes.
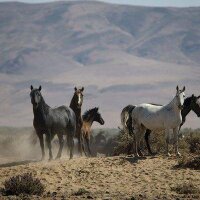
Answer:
[121,94,200,155]
[30,85,76,160]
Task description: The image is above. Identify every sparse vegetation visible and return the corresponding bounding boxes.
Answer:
[73,188,90,196]
[113,129,134,156]
[1,173,44,196]
[113,128,200,156]
[185,133,200,154]
[176,155,200,170]
[172,182,200,195]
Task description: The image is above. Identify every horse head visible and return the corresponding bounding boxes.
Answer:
[73,86,84,109]
[190,94,200,117]
[175,85,185,110]
[30,85,42,109]
[93,107,105,125]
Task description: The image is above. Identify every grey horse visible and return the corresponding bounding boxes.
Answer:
[121,94,200,155]
[30,85,76,160]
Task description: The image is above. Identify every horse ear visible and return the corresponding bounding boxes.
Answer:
[182,86,185,92]
[81,87,84,92]
[192,94,194,97]
[176,85,179,91]
[197,96,200,99]
[39,85,42,91]
[74,87,77,91]
[30,85,33,90]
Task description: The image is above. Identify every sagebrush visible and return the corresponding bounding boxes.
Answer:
[1,173,44,196]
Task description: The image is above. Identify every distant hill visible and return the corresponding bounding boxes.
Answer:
[0,1,199,128]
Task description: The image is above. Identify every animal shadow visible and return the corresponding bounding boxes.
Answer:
[0,160,38,168]
[125,156,147,164]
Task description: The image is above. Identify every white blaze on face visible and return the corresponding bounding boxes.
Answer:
[181,92,185,105]
[78,93,81,105]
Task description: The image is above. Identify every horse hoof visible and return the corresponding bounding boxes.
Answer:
[134,154,140,158]
[176,152,181,157]
[40,157,45,161]
[167,153,171,157]
[48,157,53,161]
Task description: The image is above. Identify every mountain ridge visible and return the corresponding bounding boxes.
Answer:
[0,1,199,128]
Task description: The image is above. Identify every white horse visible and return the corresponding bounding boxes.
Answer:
[131,86,185,157]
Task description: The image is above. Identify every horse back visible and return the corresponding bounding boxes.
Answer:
[48,106,76,132]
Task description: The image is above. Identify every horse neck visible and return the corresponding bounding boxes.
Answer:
[165,96,180,113]
[83,115,94,127]
[33,97,50,118]
[181,101,192,119]
[69,96,81,117]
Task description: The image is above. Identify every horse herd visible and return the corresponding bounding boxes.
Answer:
[30,85,104,160]
[30,85,200,160]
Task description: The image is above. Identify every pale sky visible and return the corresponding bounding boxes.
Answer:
[0,0,200,7]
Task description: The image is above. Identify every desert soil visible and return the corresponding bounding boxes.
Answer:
[0,156,199,200]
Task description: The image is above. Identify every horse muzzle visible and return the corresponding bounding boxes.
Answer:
[100,119,105,125]
[178,104,184,110]
[32,102,38,109]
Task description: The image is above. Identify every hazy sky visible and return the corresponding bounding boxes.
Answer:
[0,0,200,7]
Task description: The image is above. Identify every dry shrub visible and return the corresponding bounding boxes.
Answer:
[113,129,134,156]
[176,155,200,170]
[113,129,166,156]
[186,135,200,154]
[1,173,44,196]
[172,182,200,195]
[113,128,200,156]
[73,188,89,196]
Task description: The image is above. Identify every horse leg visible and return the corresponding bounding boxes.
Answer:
[85,135,92,157]
[55,134,64,159]
[132,121,140,157]
[46,130,53,161]
[77,130,83,156]
[165,129,171,156]
[173,127,181,157]
[144,129,154,155]
[37,132,45,160]
[138,126,146,157]
[81,133,87,156]
[67,135,74,159]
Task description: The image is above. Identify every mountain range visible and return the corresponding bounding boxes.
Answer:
[0,1,199,128]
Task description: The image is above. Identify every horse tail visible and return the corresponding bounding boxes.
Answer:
[121,105,135,135]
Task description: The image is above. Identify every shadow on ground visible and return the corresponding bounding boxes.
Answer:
[0,160,38,168]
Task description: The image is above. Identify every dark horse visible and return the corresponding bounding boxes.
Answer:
[69,87,84,155]
[121,94,200,155]
[81,107,105,156]
[30,85,76,160]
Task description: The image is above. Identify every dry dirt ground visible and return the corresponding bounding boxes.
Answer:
[0,156,199,200]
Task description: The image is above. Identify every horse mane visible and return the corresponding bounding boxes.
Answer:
[69,93,77,109]
[183,96,192,107]
[82,107,98,121]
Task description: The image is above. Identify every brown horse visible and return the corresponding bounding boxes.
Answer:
[69,87,84,155]
[81,107,105,156]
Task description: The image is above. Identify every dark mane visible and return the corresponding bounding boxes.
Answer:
[183,96,192,107]
[82,107,98,121]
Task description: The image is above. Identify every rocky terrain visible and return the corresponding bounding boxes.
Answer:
[0,155,199,200]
